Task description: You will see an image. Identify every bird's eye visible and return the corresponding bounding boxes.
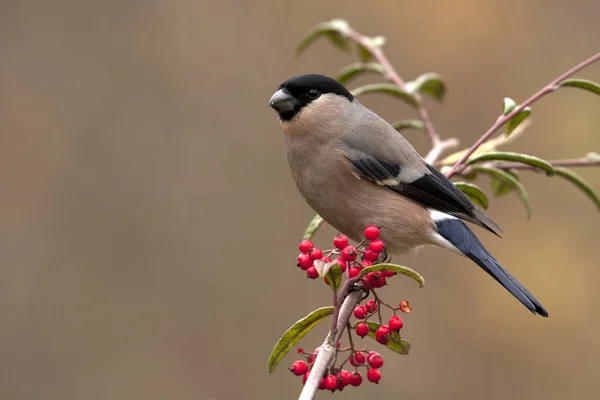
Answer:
[307,89,320,99]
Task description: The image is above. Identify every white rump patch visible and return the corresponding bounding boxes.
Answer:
[429,209,458,222]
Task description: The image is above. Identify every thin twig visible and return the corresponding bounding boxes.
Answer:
[346,28,458,164]
[446,52,600,178]
[299,290,363,400]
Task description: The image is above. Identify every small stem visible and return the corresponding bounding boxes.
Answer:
[446,52,600,178]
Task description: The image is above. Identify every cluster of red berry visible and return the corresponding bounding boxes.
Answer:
[289,345,385,391]
[290,226,413,391]
[296,225,389,282]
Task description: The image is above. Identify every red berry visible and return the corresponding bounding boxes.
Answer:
[388,315,404,331]
[324,375,338,391]
[369,239,385,253]
[322,256,332,263]
[348,267,361,278]
[308,353,316,364]
[366,300,378,313]
[367,352,384,368]
[302,370,310,384]
[350,351,366,366]
[333,234,349,250]
[364,225,380,240]
[350,372,363,387]
[319,377,327,390]
[309,247,323,260]
[375,325,391,344]
[290,360,308,376]
[363,249,379,262]
[297,348,303,354]
[297,253,313,270]
[306,266,319,279]
[336,370,352,388]
[298,239,314,253]
[341,246,357,261]
[353,305,367,319]
[336,257,347,272]
[361,260,373,267]
[355,322,369,337]
[382,270,396,277]
[367,368,382,383]
[399,300,412,313]
[337,340,341,348]
[365,272,386,289]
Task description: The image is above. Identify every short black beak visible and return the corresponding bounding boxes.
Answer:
[269,89,296,114]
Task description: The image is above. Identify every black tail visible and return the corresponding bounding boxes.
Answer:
[435,217,548,317]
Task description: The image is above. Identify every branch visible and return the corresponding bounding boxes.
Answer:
[298,288,363,400]
[345,28,458,164]
[446,52,600,178]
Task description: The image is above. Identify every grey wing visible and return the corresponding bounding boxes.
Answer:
[342,133,503,236]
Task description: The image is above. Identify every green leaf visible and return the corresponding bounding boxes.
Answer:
[296,19,351,56]
[472,166,532,219]
[324,265,343,292]
[267,307,334,374]
[303,215,324,240]
[391,119,425,132]
[491,169,519,197]
[358,263,425,288]
[336,62,385,84]
[351,83,420,108]
[356,36,385,62]
[351,321,411,355]
[506,107,531,135]
[453,182,489,209]
[357,44,372,62]
[553,167,600,210]
[560,79,600,97]
[466,152,555,176]
[503,97,517,115]
[405,73,446,101]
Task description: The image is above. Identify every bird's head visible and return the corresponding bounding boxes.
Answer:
[268,74,354,125]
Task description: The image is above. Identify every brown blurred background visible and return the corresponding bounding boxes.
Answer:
[1,0,599,399]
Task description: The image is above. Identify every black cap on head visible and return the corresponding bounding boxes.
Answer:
[279,74,354,103]
[269,74,354,121]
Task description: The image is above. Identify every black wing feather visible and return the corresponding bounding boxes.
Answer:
[347,151,503,236]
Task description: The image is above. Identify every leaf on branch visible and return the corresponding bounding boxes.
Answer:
[351,321,411,355]
[453,182,489,209]
[503,97,517,115]
[351,83,420,108]
[303,214,324,240]
[358,263,425,287]
[559,78,600,97]
[506,107,531,135]
[553,167,600,210]
[267,307,334,374]
[491,169,520,197]
[296,19,351,56]
[337,62,385,84]
[502,97,532,135]
[356,36,386,62]
[466,151,555,176]
[405,73,446,102]
[324,265,343,292]
[472,166,532,219]
[391,119,425,132]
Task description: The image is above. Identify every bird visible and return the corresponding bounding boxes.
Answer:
[268,73,548,317]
